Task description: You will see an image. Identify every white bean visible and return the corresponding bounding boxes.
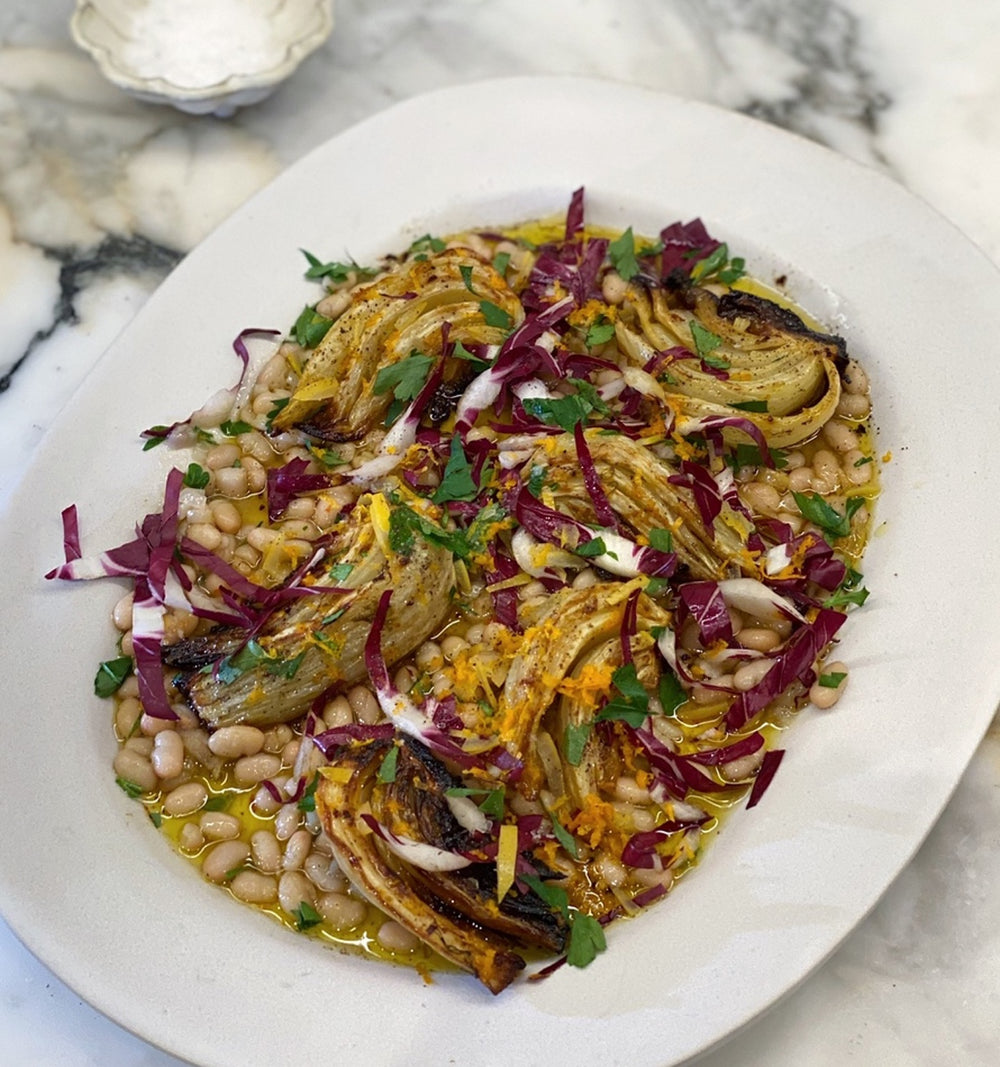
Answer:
[252,778,287,816]
[317,892,367,930]
[233,753,282,786]
[304,852,346,892]
[810,660,849,709]
[283,829,312,871]
[278,871,316,915]
[250,830,282,873]
[199,811,242,841]
[202,840,250,883]
[230,870,278,904]
[112,748,157,793]
[275,803,302,841]
[162,781,208,816]
[347,685,380,724]
[732,658,775,691]
[151,730,185,779]
[377,920,419,953]
[178,823,204,853]
[601,270,629,304]
[112,592,134,631]
[209,725,265,759]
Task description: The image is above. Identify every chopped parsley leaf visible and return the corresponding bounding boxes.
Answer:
[213,640,306,685]
[95,656,133,698]
[492,250,511,275]
[293,901,323,931]
[649,527,673,552]
[377,745,399,783]
[183,462,210,490]
[219,419,253,438]
[265,398,290,432]
[141,426,169,451]
[459,263,476,293]
[292,306,334,349]
[479,300,513,330]
[728,442,787,470]
[793,492,865,539]
[432,436,478,504]
[818,671,847,688]
[657,668,686,716]
[690,243,746,285]
[608,226,640,281]
[585,316,616,348]
[520,378,609,433]
[521,875,607,969]
[564,722,592,766]
[300,249,377,284]
[409,234,446,256]
[730,399,768,413]
[545,807,579,859]
[575,537,607,558]
[115,775,144,799]
[689,321,727,367]
[526,464,547,498]
[373,350,434,410]
[445,785,505,820]
[595,662,650,727]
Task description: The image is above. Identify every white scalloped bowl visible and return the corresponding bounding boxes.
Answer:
[70,0,334,117]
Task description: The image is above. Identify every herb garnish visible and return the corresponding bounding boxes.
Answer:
[183,463,210,490]
[445,785,505,820]
[293,901,324,931]
[690,321,728,368]
[690,243,746,285]
[479,300,513,330]
[373,350,434,424]
[521,875,607,969]
[793,492,865,539]
[292,306,334,349]
[432,437,479,504]
[520,378,610,432]
[564,722,592,766]
[595,663,650,727]
[608,227,640,281]
[95,656,133,698]
[585,315,616,348]
[300,249,376,284]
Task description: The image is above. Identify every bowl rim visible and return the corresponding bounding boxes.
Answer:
[69,0,335,102]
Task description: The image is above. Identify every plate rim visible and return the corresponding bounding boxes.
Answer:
[2,74,1000,1067]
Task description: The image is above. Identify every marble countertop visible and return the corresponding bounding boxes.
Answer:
[2,1,1000,1064]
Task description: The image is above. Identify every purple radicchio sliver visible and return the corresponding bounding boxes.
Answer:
[670,460,724,530]
[267,458,330,522]
[660,218,720,279]
[574,422,618,529]
[746,748,785,809]
[621,815,709,868]
[60,505,82,561]
[232,327,281,389]
[620,586,640,665]
[684,730,764,766]
[486,544,522,632]
[680,581,734,645]
[725,608,846,730]
[131,575,178,721]
[633,725,733,798]
[565,186,585,240]
[310,722,397,758]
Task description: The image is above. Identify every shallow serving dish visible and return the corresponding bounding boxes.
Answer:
[2,77,1000,1066]
[70,0,334,117]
